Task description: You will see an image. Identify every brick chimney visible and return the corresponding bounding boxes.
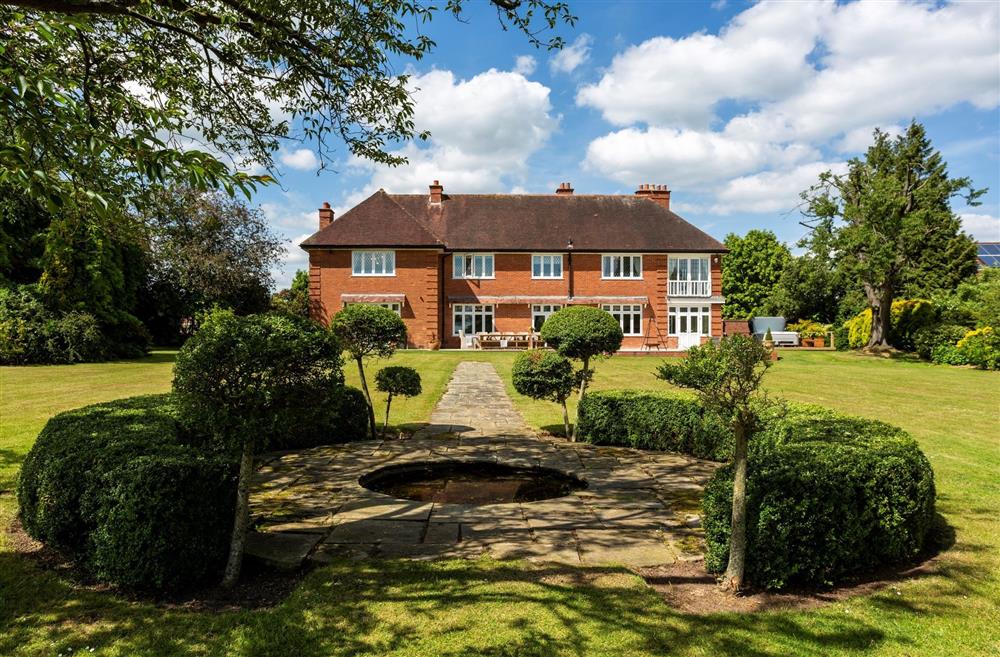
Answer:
[318,201,334,229]
[555,182,574,195]
[635,183,670,211]
[429,179,443,204]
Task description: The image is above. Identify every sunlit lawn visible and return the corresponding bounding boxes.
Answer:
[1,349,998,656]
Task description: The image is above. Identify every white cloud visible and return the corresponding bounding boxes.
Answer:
[577,2,828,127]
[345,68,557,203]
[280,148,319,171]
[514,55,537,76]
[581,0,1000,204]
[961,213,1000,242]
[710,161,849,215]
[550,34,593,74]
[833,124,904,154]
[584,126,818,189]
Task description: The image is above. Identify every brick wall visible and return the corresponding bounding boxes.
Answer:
[311,249,724,351]
[308,249,441,348]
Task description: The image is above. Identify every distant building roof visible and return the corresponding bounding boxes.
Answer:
[978,242,1000,268]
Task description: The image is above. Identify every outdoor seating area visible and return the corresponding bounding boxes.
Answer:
[473,332,547,350]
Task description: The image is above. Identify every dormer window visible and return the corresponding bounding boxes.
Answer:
[453,253,494,279]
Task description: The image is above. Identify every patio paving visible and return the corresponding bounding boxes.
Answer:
[248,361,719,569]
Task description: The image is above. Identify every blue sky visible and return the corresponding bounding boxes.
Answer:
[259,0,1000,288]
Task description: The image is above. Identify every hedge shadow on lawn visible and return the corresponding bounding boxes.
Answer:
[0,552,904,657]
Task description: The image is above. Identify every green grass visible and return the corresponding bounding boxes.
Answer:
[2,349,999,656]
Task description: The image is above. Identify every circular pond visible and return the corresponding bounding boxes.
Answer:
[359,461,587,505]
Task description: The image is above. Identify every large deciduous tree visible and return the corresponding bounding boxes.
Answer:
[656,335,773,592]
[138,187,283,344]
[1,1,575,216]
[801,123,984,351]
[721,230,791,319]
[763,222,848,324]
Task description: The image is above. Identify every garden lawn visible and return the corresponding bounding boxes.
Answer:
[1,350,998,656]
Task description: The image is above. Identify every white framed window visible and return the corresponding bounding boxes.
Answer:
[668,256,711,296]
[669,305,711,335]
[453,253,494,279]
[453,304,495,335]
[602,254,642,279]
[351,250,395,276]
[531,254,563,279]
[345,301,401,316]
[531,304,562,331]
[602,304,643,336]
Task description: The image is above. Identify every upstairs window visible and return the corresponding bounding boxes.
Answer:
[532,254,563,279]
[352,250,395,276]
[668,256,710,296]
[453,253,494,279]
[602,254,642,279]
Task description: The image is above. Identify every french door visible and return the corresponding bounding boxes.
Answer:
[669,305,710,349]
[453,304,494,348]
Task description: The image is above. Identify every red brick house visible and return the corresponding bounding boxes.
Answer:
[301,181,726,351]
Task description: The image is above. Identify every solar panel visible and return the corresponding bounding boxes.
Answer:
[977,243,1000,267]
[982,243,1000,255]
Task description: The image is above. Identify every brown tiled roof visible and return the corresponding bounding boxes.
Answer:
[301,191,724,252]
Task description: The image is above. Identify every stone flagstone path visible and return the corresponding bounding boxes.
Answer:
[247,361,718,569]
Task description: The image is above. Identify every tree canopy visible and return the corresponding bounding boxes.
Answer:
[1,1,575,216]
[721,230,791,320]
[138,186,283,343]
[801,122,984,349]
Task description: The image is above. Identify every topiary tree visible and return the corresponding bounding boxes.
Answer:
[656,335,774,593]
[375,366,422,436]
[512,350,578,438]
[331,304,408,439]
[540,306,623,440]
[172,309,344,587]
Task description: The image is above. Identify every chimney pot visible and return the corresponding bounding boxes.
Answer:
[555,181,574,195]
[429,180,444,204]
[318,202,334,229]
[635,183,671,210]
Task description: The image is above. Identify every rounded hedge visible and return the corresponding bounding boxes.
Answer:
[375,366,423,398]
[703,405,936,589]
[540,306,623,361]
[511,350,577,403]
[16,395,237,591]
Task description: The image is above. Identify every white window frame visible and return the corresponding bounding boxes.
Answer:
[602,304,643,336]
[668,255,711,297]
[531,304,562,331]
[601,254,643,280]
[531,254,563,279]
[345,301,401,316]
[351,250,396,277]
[452,304,495,336]
[668,305,711,336]
[452,253,495,279]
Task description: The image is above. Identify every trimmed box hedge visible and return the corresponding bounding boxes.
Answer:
[707,405,936,589]
[576,390,936,590]
[575,390,730,460]
[16,395,237,591]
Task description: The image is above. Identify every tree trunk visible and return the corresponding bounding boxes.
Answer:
[561,398,571,440]
[723,423,748,592]
[355,357,377,440]
[571,356,590,442]
[383,394,393,437]
[864,282,893,350]
[221,439,254,588]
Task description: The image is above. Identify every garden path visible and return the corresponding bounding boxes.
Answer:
[247,361,718,570]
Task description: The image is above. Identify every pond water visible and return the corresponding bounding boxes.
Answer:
[359,461,586,505]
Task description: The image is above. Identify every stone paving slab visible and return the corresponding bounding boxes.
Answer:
[248,360,720,570]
